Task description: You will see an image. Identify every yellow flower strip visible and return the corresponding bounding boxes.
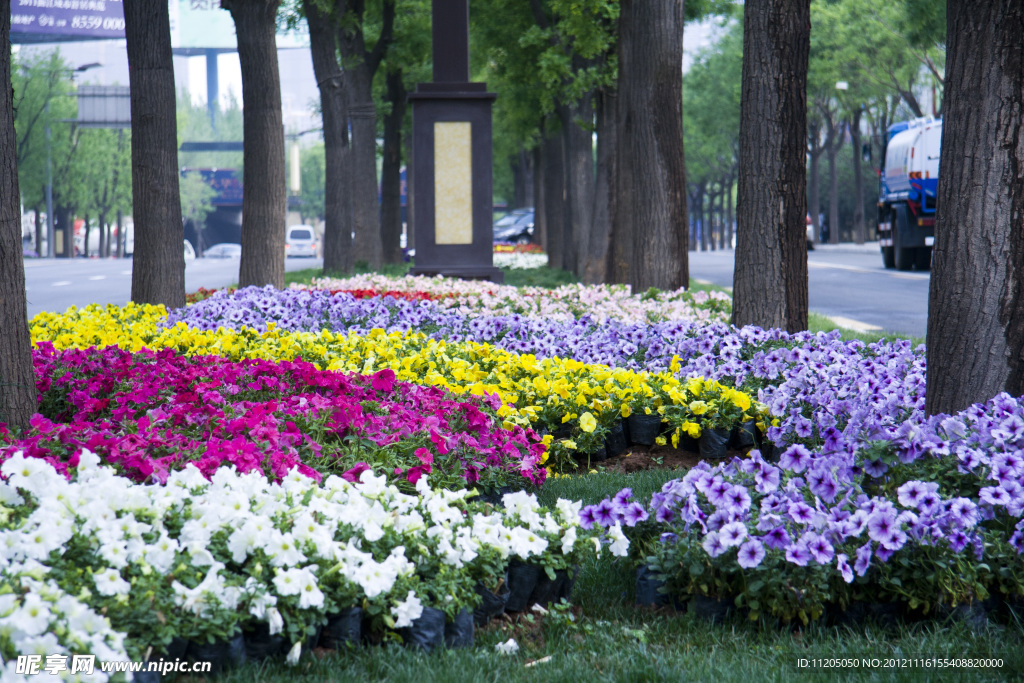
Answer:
[30,303,766,471]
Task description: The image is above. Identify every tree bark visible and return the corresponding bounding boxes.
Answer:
[380,68,405,265]
[337,0,393,269]
[732,0,810,332]
[585,87,616,285]
[305,0,353,275]
[542,125,566,271]
[0,1,36,430]
[558,93,595,278]
[925,0,1024,416]
[123,0,185,306]
[826,116,843,244]
[850,107,865,244]
[512,147,535,209]
[532,144,546,250]
[223,0,286,289]
[612,0,688,290]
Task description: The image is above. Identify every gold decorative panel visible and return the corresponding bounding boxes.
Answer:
[434,121,473,245]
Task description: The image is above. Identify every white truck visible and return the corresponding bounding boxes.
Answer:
[876,117,941,271]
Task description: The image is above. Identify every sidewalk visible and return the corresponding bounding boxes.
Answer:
[811,240,881,255]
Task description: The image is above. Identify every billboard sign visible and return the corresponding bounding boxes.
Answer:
[11,0,126,43]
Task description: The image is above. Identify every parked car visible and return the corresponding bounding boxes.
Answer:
[286,225,318,258]
[203,243,242,259]
[493,208,535,244]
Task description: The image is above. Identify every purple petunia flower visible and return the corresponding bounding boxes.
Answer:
[779,444,812,473]
[720,521,748,548]
[622,502,649,527]
[612,487,634,508]
[788,501,816,525]
[737,539,766,569]
[867,511,898,544]
[706,479,732,507]
[579,505,598,530]
[760,526,789,551]
[806,534,834,564]
[725,485,752,514]
[854,542,872,576]
[980,486,1011,507]
[863,459,889,478]
[702,531,727,558]
[785,541,810,567]
[836,553,854,583]
[896,480,927,508]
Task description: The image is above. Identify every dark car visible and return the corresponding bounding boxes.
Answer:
[493,208,535,244]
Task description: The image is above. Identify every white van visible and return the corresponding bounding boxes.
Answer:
[285,225,318,258]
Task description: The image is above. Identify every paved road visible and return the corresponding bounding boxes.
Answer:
[24,256,323,318]
[688,241,930,338]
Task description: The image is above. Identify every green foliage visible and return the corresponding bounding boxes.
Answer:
[297,142,325,225]
[179,170,218,239]
[11,51,72,210]
[684,18,743,188]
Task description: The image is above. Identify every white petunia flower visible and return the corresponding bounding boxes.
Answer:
[391,590,423,629]
[607,523,630,557]
[94,568,131,597]
[495,638,519,654]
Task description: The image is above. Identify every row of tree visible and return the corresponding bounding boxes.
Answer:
[1,0,1022,431]
[12,51,131,258]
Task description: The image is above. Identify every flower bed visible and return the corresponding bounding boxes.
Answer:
[1,343,546,490]
[583,390,1024,625]
[493,242,545,254]
[29,304,765,474]
[293,275,732,325]
[1,451,627,670]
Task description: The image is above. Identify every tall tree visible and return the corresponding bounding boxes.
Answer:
[607,0,688,290]
[337,0,393,269]
[0,0,36,431]
[123,0,186,307]
[732,0,810,332]
[223,0,287,289]
[304,0,353,275]
[925,0,1024,415]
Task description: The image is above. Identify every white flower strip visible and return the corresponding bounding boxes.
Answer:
[293,274,731,325]
[0,450,628,664]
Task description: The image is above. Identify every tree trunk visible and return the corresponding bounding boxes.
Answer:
[82,213,90,258]
[542,126,566,270]
[732,0,810,333]
[0,2,36,430]
[380,68,405,265]
[532,144,546,250]
[827,118,843,244]
[612,0,688,290]
[699,184,709,251]
[337,0,393,269]
[585,87,616,285]
[925,0,1024,416]
[850,107,865,244]
[512,147,535,209]
[33,203,42,257]
[808,149,821,239]
[726,176,735,249]
[305,0,353,275]
[558,94,595,278]
[223,0,286,290]
[123,0,185,305]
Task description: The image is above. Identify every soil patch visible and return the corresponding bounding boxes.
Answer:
[582,444,756,474]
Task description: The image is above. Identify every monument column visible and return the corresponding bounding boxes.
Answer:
[408,0,502,282]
